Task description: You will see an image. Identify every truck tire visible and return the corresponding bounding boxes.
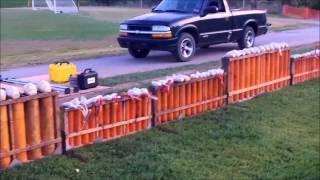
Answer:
[128,48,150,58]
[174,33,196,62]
[238,26,255,49]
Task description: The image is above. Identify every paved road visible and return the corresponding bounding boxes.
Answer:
[1,26,319,80]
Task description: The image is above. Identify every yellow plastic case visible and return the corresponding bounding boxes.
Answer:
[49,61,77,83]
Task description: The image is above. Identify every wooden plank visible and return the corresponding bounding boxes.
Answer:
[66,116,151,139]
[0,138,61,159]
[155,95,226,116]
[293,69,320,78]
[0,92,58,106]
[228,76,291,96]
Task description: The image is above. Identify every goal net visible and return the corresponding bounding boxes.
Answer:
[32,0,79,14]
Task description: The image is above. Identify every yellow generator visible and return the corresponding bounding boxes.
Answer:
[49,61,77,83]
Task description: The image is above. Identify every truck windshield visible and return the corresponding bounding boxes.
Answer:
[154,0,204,14]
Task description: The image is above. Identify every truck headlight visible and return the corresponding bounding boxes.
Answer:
[152,25,170,32]
[120,24,128,30]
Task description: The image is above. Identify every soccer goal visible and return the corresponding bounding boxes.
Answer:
[32,0,79,14]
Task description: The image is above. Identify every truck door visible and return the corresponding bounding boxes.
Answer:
[198,0,231,44]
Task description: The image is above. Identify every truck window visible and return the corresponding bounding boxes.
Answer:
[207,0,226,12]
[155,0,204,13]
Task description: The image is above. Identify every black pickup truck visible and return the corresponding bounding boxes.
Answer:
[118,0,269,61]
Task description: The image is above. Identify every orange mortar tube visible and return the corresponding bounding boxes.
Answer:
[124,100,130,135]
[89,107,97,142]
[98,104,104,139]
[197,80,203,113]
[186,83,192,116]
[111,101,118,137]
[136,98,142,131]
[202,78,208,112]
[67,111,74,146]
[245,58,251,99]
[217,77,224,107]
[25,99,42,160]
[173,85,180,119]
[228,60,234,103]
[271,51,276,91]
[179,83,186,117]
[12,103,28,162]
[252,57,257,97]
[256,54,262,95]
[207,77,213,110]
[162,91,168,123]
[239,59,245,100]
[0,105,11,169]
[103,103,111,140]
[74,110,82,146]
[191,81,197,115]
[117,101,124,135]
[266,52,271,92]
[248,57,253,97]
[39,97,55,156]
[130,99,136,133]
[141,95,149,129]
[168,87,174,121]
[213,77,219,108]
[276,51,281,89]
[81,110,89,145]
[155,90,162,124]
[233,60,239,102]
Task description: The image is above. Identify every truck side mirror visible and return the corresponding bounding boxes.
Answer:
[202,6,218,16]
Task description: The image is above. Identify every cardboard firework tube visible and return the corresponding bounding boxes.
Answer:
[103,103,111,139]
[111,101,118,137]
[234,60,240,102]
[228,60,234,103]
[0,105,11,169]
[260,53,265,93]
[191,81,197,115]
[179,83,186,117]
[168,87,174,121]
[162,91,168,123]
[141,95,149,129]
[39,97,56,156]
[239,59,245,100]
[130,99,136,133]
[117,101,124,135]
[197,80,203,113]
[265,52,271,91]
[155,90,162,124]
[186,83,192,116]
[218,76,224,106]
[271,51,276,90]
[67,111,74,146]
[244,58,250,98]
[124,100,130,134]
[213,77,219,108]
[250,57,255,96]
[12,102,28,162]
[98,104,104,139]
[173,85,180,119]
[276,52,281,89]
[90,107,97,142]
[202,78,208,112]
[74,110,82,146]
[207,77,212,109]
[25,99,42,160]
[256,55,262,94]
[81,112,89,145]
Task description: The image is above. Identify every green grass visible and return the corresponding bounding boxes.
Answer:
[0,0,27,8]
[99,61,221,87]
[1,9,118,40]
[1,79,319,179]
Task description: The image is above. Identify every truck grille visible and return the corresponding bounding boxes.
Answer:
[128,25,152,31]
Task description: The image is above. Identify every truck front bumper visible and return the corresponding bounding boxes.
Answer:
[117,36,178,51]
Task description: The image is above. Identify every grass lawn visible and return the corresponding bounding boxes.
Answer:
[1,79,319,179]
[1,7,317,69]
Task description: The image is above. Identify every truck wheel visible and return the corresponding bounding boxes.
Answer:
[238,26,255,49]
[174,33,196,62]
[128,48,150,58]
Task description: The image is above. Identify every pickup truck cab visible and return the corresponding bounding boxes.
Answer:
[118,0,268,61]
